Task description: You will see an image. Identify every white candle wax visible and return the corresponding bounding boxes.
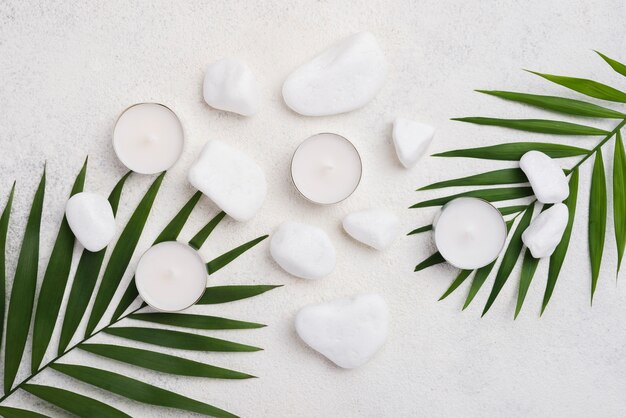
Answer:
[433,197,507,269]
[135,241,207,312]
[113,103,184,174]
[291,133,362,204]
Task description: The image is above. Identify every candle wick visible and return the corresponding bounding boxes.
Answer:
[322,161,335,171]
[143,135,158,145]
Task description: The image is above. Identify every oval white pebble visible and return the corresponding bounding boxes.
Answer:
[522,203,569,258]
[282,32,387,116]
[519,151,569,204]
[270,221,335,280]
[343,209,400,250]
[66,192,116,252]
[295,294,388,369]
[392,117,435,168]
[188,140,267,222]
[203,58,260,116]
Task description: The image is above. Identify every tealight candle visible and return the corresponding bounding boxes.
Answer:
[291,133,362,204]
[433,197,507,269]
[113,103,184,174]
[135,241,207,312]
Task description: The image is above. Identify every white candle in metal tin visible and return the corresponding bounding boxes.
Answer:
[291,133,362,204]
[135,241,207,312]
[113,103,184,174]
[433,197,507,269]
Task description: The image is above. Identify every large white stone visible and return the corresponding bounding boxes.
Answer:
[66,192,116,252]
[188,140,266,221]
[343,209,400,250]
[522,203,569,258]
[392,118,435,168]
[295,294,388,369]
[203,58,260,116]
[270,221,335,280]
[519,151,569,204]
[282,32,387,116]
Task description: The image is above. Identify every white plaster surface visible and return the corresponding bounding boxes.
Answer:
[0,1,625,417]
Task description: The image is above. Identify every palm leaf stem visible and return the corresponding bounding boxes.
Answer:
[568,118,626,173]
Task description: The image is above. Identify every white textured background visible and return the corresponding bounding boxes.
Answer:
[1,1,626,417]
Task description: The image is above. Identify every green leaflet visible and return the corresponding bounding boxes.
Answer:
[80,344,254,379]
[595,51,626,78]
[418,168,528,191]
[410,187,533,209]
[31,158,87,372]
[514,249,540,319]
[452,117,608,135]
[414,252,445,272]
[57,172,131,354]
[615,132,626,276]
[407,225,432,236]
[543,169,579,314]
[0,406,50,418]
[589,150,607,302]
[439,270,472,301]
[433,142,588,160]
[0,182,15,354]
[23,384,130,418]
[527,70,626,103]
[207,235,269,274]
[51,364,238,418]
[198,285,282,305]
[189,211,226,250]
[497,205,529,216]
[4,168,45,393]
[104,327,262,352]
[462,260,497,310]
[482,206,534,316]
[476,90,625,119]
[128,312,265,330]
[85,172,165,336]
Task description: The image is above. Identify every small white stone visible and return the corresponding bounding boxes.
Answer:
[522,203,569,258]
[282,32,387,116]
[203,58,260,116]
[343,209,400,250]
[270,221,335,280]
[392,118,435,168]
[188,140,266,221]
[519,151,569,204]
[295,294,388,369]
[66,192,116,252]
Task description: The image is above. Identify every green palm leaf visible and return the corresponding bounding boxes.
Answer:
[207,235,269,274]
[452,117,609,135]
[57,172,131,354]
[595,51,626,78]
[433,142,588,160]
[128,312,265,329]
[31,158,87,371]
[589,151,607,302]
[414,252,445,272]
[189,211,226,250]
[527,70,626,102]
[497,205,529,216]
[198,285,282,304]
[86,172,165,336]
[614,132,626,275]
[418,168,528,191]
[80,344,254,379]
[104,327,262,352]
[407,225,432,235]
[439,270,472,301]
[51,364,237,418]
[23,384,130,418]
[0,406,50,418]
[514,249,540,319]
[0,182,15,351]
[4,167,45,392]
[476,90,625,118]
[410,187,533,209]
[462,260,497,310]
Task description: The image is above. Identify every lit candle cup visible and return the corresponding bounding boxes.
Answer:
[113,103,184,174]
[433,197,507,270]
[135,241,207,312]
[291,133,362,205]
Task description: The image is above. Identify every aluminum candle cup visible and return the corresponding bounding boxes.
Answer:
[432,197,507,270]
[291,133,362,205]
[135,241,207,312]
[113,103,184,174]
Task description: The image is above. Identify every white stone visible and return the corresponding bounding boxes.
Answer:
[295,294,388,369]
[270,221,335,280]
[282,32,386,116]
[392,118,435,168]
[519,151,569,204]
[188,140,266,221]
[203,58,260,116]
[65,192,116,252]
[343,209,400,250]
[522,203,569,258]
